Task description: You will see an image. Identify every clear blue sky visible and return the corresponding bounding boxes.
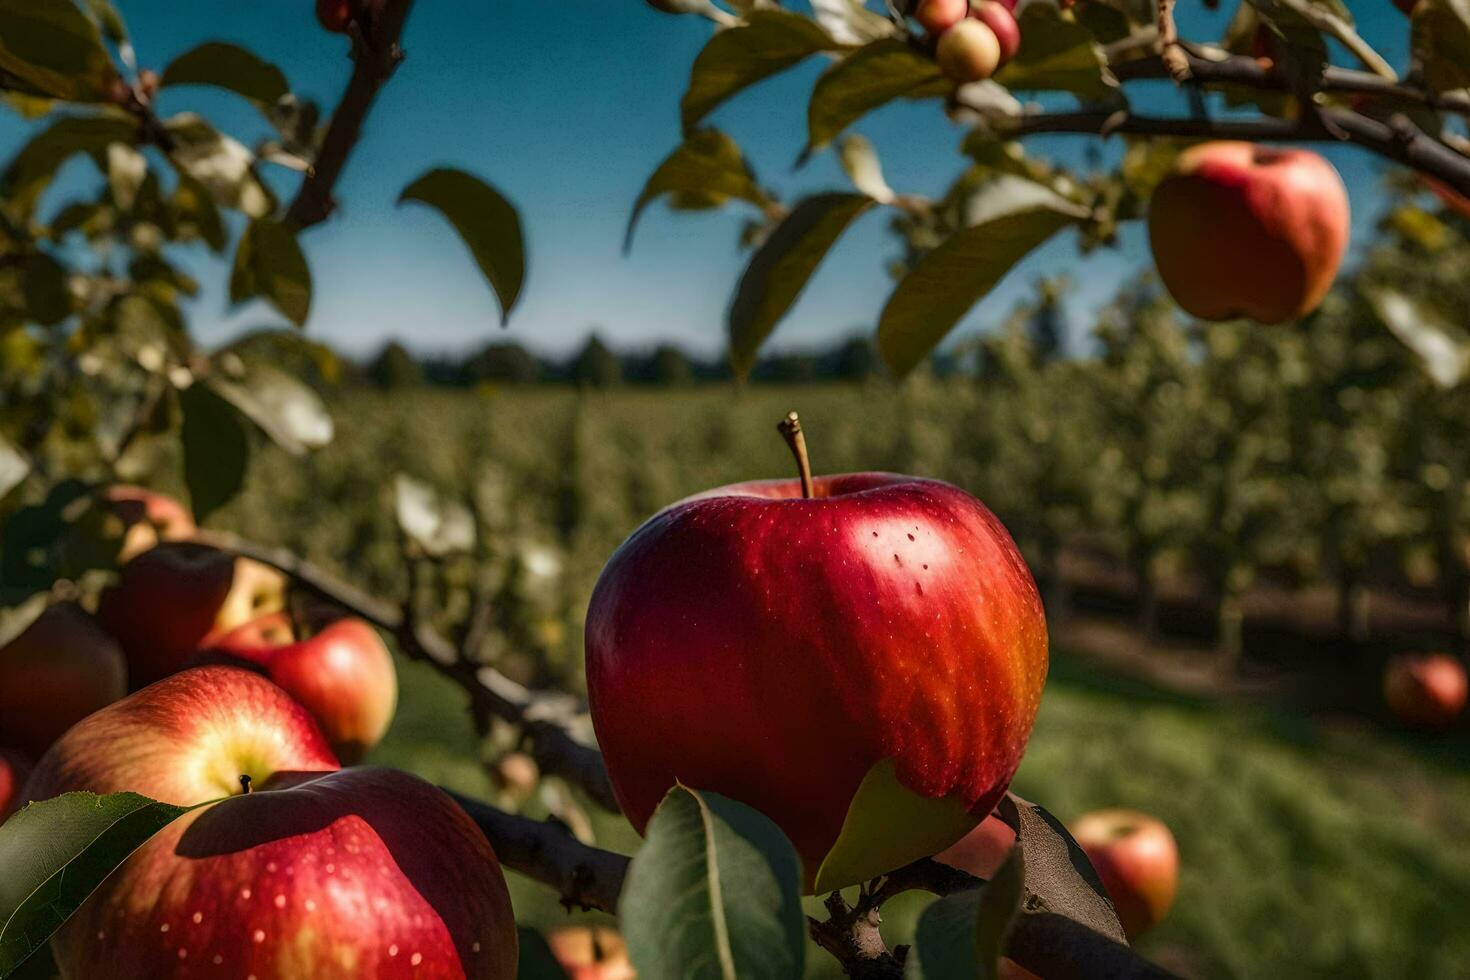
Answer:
[1,1,1408,358]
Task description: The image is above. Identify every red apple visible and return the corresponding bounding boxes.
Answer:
[585,472,1048,892]
[1069,808,1179,939]
[936,19,1002,84]
[933,812,1016,879]
[915,0,969,35]
[1147,141,1349,323]
[1383,653,1468,728]
[25,666,517,978]
[200,613,399,764]
[547,926,636,980]
[0,748,30,821]
[316,0,356,32]
[0,603,127,758]
[971,1,1020,66]
[99,542,287,688]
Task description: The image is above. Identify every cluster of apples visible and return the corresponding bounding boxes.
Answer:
[0,488,514,975]
[916,0,1022,84]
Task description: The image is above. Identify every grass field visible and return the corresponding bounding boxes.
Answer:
[213,385,1470,979]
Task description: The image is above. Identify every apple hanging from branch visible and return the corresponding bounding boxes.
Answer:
[24,666,518,978]
[0,603,127,758]
[1148,142,1349,324]
[585,413,1049,892]
[199,612,399,763]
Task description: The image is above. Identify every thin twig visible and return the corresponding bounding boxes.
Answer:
[1156,0,1190,82]
[286,0,415,229]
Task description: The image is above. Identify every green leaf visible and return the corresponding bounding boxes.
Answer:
[394,473,475,557]
[994,5,1114,99]
[1412,0,1470,93]
[905,840,1024,980]
[21,252,71,326]
[179,382,250,523]
[0,434,27,500]
[809,0,896,45]
[229,217,312,327]
[622,786,804,980]
[728,193,873,379]
[877,180,1088,378]
[2,114,137,219]
[0,0,118,103]
[682,10,840,133]
[0,792,194,976]
[628,129,768,250]
[210,360,333,455]
[1363,286,1469,390]
[515,927,571,980]
[170,172,226,252]
[160,42,289,106]
[164,113,274,218]
[397,168,525,325]
[805,39,948,156]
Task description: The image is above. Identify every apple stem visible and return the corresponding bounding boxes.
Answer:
[777,411,815,499]
[239,774,253,795]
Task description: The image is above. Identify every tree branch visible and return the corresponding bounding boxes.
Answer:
[193,530,620,812]
[286,0,415,230]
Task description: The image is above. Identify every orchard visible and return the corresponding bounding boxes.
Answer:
[2,1,1470,979]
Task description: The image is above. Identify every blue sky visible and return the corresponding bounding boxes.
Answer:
[1,1,1409,358]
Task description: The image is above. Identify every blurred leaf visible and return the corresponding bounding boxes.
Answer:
[1,93,55,119]
[0,592,47,651]
[808,0,895,45]
[21,252,71,326]
[805,39,948,155]
[0,433,27,500]
[729,193,873,378]
[1412,0,1470,93]
[82,0,127,49]
[229,217,311,327]
[905,842,1023,979]
[878,180,1087,377]
[0,480,91,597]
[837,135,894,203]
[2,114,137,218]
[394,474,475,557]
[1363,286,1469,390]
[398,169,525,325]
[0,792,194,976]
[515,927,571,980]
[179,382,250,522]
[164,113,273,218]
[161,42,289,106]
[622,786,804,980]
[628,129,768,250]
[994,5,1114,99]
[104,140,143,211]
[211,362,333,455]
[0,0,118,102]
[682,10,840,133]
[170,172,226,252]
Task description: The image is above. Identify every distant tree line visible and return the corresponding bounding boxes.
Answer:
[354,332,967,390]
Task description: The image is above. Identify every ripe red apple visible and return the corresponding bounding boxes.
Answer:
[0,603,127,758]
[933,812,1016,879]
[936,19,1002,84]
[971,1,1020,66]
[1147,141,1349,324]
[26,666,517,978]
[547,926,635,980]
[1069,808,1179,939]
[98,542,287,688]
[1383,653,1468,728]
[0,748,30,821]
[585,472,1048,892]
[200,613,399,763]
[315,0,356,32]
[915,0,969,35]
